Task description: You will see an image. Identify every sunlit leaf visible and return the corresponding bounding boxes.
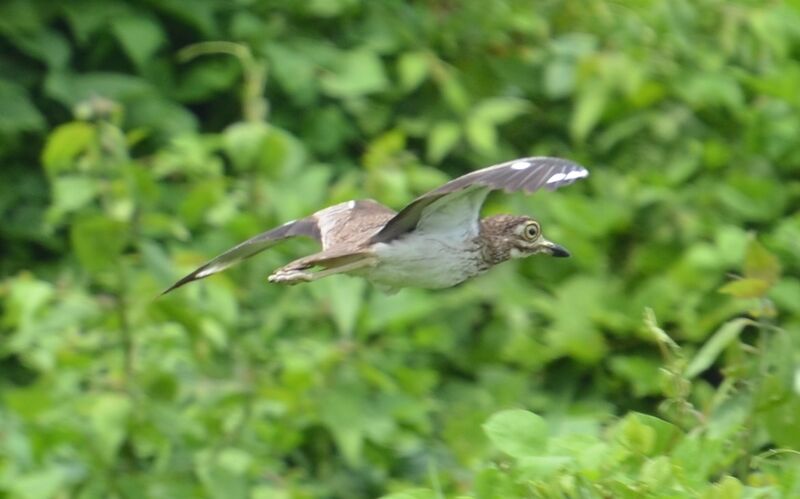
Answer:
[465,115,497,155]
[570,85,607,142]
[41,122,96,174]
[483,409,548,458]
[3,275,54,329]
[426,121,461,163]
[47,176,99,225]
[472,97,530,124]
[363,129,406,170]
[320,49,389,98]
[718,278,770,299]
[744,237,781,285]
[397,51,429,93]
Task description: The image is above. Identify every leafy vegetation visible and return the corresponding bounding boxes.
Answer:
[1,0,799,497]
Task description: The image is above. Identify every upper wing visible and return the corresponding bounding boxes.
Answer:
[161,217,320,295]
[369,156,588,244]
[314,199,396,249]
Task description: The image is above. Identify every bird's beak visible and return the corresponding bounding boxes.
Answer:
[542,240,571,258]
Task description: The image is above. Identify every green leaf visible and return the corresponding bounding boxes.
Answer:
[320,49,389,98]
[305,0,359,17]
[472,97,530,124]
[363,129,406,170]
[613,413,681,456]
[62,1,131,43]
[222,121,270,171]
[311,276,365,337]
[439,75,470,113]
[679,71,744,111]
[111,14,166,70]
[744,237,781,285]
[195,450,249,499]
[544,60,576,98]
[5,28,71,69]
[397,51,430,92]
[70,215,129,272]
[0,79,45,133]
[8,467,70,499]
[2,275,54,330]
[465,115,497,155]
[265,43,318,104]
[44,71,152,108]
[685,318,753,378]
[426,121,461,163]
[126,95,198,137]
[41,122,96,174]
[259,126,307,175]
[516,456,574,480]
[718,278,770,299]
[380,490,437,499]
[319,387,368,465]
[570,85,607,142]
[483,409,548,459]
[86,393,132,462]
[761,389,800,450]
[46,175,99,226]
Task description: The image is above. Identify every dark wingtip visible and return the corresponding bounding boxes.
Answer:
[159,272,201,297]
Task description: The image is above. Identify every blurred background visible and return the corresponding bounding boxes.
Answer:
[1,0,799,497]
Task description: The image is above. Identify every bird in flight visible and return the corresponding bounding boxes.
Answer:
[163,157,588,294]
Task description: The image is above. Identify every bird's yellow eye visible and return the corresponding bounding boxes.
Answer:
[522,222,541,241]
[523,222,540,241]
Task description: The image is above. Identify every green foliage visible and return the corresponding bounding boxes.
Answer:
[1,0,799,498]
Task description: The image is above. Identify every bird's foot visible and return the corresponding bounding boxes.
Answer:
[268,268,314,285]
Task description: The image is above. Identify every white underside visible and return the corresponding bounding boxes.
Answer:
[363,231,486,289]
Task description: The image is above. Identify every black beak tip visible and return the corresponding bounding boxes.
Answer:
[549,244,571,258]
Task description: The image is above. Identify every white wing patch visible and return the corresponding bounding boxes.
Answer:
[195,265,222,278]
[546,169,588,184]
[510,160,532,170]
[566,169,588,180]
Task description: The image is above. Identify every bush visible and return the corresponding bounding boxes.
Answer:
[1,1,799,497]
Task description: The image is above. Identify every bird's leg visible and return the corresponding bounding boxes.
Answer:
[267,266,314,285]
[268,251,376,285]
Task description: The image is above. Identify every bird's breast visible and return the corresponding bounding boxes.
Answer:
[366,232,487,289]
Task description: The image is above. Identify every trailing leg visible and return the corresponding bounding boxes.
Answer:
[268,250,376,285]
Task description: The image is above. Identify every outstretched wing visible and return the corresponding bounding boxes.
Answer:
[161,217,321,295]
[370,156,588,244]
[162,199,396,294]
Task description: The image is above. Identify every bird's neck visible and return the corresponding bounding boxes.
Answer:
[478,217,512,266]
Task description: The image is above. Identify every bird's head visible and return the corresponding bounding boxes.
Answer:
[480,215,570,264]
